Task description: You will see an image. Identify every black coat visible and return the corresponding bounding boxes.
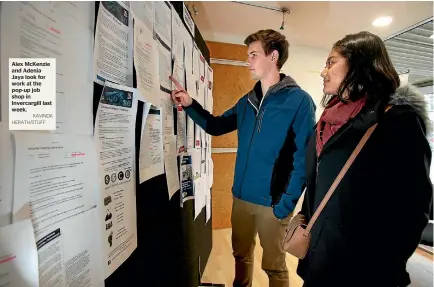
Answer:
[297,85,433,287]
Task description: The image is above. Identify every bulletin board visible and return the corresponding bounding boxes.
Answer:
[92,2,213,287]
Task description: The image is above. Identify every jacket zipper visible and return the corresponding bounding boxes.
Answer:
[239,94,270,199]
[238,112,260,199]
[315,158,321,187]
[257,107,266,132]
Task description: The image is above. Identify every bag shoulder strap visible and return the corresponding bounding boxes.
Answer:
[304,123,378,235]
[304,105,393,235]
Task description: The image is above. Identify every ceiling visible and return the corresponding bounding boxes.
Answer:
[188,1,433,50]
[188,1,433,85]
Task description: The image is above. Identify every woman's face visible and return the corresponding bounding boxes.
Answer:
[321,49,349,96]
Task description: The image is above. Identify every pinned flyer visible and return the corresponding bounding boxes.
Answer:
[9,58,56,130]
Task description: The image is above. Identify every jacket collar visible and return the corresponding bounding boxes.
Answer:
[352,84,431,132]
[247,73,299,111]
[318,84,430,159]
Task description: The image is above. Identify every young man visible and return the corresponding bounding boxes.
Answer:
[170,29,315,287]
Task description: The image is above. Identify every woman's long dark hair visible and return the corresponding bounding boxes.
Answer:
[321,31,400,107]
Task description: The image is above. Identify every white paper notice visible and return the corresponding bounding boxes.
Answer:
[133,17,161,107]
[187,117,195,150]
[130,1,154,32]
[177,107,187,154]
[198,82,206,148]
[207,66,214,107]
[184,31,193,77]
[0,220,39,287]
[194,177,205,220]
[95,82,138,277]
[1,2,95,134]
[12,132,99,234]
[199,53,206,83]
[192,148,201,181]
[180,154,194,202]
[192,148,204,219]
[94,1,133,87]
[159,43,172,92]
[163,135,180,199]
[36,208,104,287]
[182,3,195,37]
[139,106,164,183]
[207,90,214,114]
[187,73,197,101]
[0,123,14,226]
[171,8,183,60]
[192,45,200,82]
[161,91,174,135]
[195,83,205,148]
[195,124,202,149]
[172,56,185,91]
[154,1,171,48]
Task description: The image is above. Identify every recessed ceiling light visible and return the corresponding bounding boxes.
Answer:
[430,34,434,39]
[372,16,393,27]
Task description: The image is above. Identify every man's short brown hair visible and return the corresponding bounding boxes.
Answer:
[244,29,289,70]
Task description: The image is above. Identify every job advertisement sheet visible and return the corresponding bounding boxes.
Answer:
[163,135,180,200]
[154,1,171,49]
[171,7,183,60]
[12,132,99,235]
[0,219,39,287]
[130,1,154,32]
[161,91,174,136]
[139,106,164,183]
[158,43,172,92]
[0,1,95,134]
[95,81,138,277]
[133,16,161,107]
[94,1,133,87]
[36,208,104,287]
[180,154,194,203]
[177,107,187,155]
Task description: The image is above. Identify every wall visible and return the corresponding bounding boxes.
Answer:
[281,45,329,120]
[205,32,329,120]
[419,85,434,94]
[206,41,257,229]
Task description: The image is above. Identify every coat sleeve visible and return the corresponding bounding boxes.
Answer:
[184,98,239,136]
[358,107,433,282]
[273,94,316,219]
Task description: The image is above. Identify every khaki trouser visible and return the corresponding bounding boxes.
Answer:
[231,196,292,287]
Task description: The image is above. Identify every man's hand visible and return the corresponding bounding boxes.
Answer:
[169,76,193,107]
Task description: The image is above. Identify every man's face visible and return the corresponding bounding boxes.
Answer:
[247,40,276,80]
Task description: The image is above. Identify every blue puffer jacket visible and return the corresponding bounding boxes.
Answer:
[185,74,316,218]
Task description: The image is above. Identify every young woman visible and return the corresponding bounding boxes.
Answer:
[297,31,433,287]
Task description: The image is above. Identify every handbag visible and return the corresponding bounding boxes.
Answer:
[283,122,380,259]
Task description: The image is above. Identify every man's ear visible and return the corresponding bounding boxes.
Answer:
[271,50,279,62]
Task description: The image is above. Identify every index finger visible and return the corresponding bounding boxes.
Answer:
[169,76,184,91]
